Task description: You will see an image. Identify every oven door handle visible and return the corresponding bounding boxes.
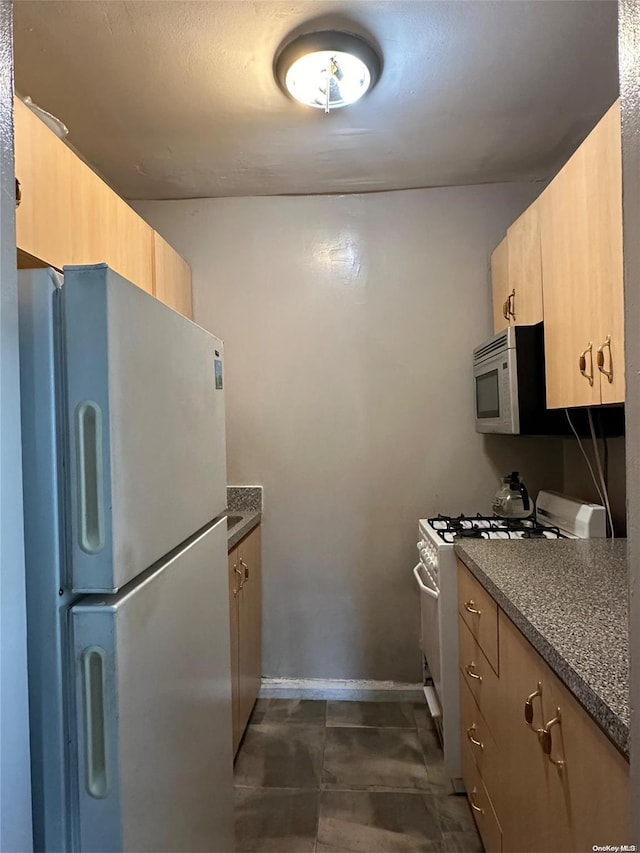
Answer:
[413,564,439,600]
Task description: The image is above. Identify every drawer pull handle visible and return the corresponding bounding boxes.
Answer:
[240,557,249,581]
[467,723,484,750]
[579,342,594,386]
[465,662,483,683]
[469,787,484,815]
[233,564,244,594]
[524,681,543,730]
[538,707,565,769]
[597,335,614,383]
[464,600,482,615]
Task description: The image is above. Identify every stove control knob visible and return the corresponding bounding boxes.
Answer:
[417,539,426,550]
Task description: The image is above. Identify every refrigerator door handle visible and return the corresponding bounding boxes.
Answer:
[82,646,110,799]
[76,401,105,554]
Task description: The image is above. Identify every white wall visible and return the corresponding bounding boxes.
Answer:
[0,2,33,849]
[563,437,626,535]
[136,184,565,682]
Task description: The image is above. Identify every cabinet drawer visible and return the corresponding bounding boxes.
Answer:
[459,617,501,735]
[461,738,503,853]
[457,559,498,673]
[459,672,501,792]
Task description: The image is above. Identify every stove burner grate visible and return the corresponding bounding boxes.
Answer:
[428,513,563,541]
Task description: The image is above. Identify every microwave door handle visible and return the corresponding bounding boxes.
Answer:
[413,564,439,600]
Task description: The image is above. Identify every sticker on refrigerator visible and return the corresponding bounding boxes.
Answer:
[214,359,223,390]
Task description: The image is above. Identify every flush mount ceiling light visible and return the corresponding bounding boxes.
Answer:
[275,31,381,113]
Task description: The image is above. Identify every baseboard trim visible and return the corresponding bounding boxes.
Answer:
[259,677,423,702]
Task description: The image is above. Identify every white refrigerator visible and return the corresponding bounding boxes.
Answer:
[19,265,234,852]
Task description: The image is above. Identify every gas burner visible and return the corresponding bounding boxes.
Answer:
[521,528,547,539]
[455,529,489,540]
[498,516,536,528]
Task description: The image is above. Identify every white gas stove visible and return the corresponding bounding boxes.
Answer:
[413,491,606,791]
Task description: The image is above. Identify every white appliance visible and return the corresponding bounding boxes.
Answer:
[19,266,234,852]
[412,490,606,790]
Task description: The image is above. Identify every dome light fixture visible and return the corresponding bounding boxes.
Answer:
[275,30,381,113]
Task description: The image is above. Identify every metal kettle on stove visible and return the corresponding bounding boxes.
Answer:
[492,471,531,518]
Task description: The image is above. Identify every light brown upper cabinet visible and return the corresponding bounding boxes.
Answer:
[69,155,154,294]
[541,100,623,408]
[14,97,154,295]
[491,237,509,333]
[491,203,543,334]
[153,232,193,319]
[14,97,73,270]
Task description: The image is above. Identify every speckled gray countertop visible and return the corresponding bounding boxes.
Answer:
[226,485,263,550]
[454,539,629,756]
[226,510,261,550]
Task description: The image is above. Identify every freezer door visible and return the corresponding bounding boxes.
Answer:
[71,519,234,852]
[63,264,227,592]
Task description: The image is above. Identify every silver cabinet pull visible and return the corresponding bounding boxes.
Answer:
[465,600,481,615]
[507,288,516,320]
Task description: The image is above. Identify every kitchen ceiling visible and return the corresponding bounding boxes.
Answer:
[13,0,618,200]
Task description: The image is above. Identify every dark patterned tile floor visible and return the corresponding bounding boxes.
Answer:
[234,699,482,853]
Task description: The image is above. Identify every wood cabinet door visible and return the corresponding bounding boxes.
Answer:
[238,527,262,734]
[228,547,242,756]
[506,202,543,327]
[491,237,509,334]
[153,232,193,318]
[541,100,623,409]
[540,141,601,408]
[69,157,154,295]
[14,97,73,270]
[498,611,629,852]
[583,99,624,404]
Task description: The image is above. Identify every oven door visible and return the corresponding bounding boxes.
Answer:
[473,346,519,434]
[413,562,441,697]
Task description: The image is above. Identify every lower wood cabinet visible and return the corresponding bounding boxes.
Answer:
[228,525,262,756]
[457,558,630,853]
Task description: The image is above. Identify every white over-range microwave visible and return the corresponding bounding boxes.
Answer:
[472,323,567,435]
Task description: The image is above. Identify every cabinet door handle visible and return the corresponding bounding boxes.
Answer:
[464,600,481,615]
[579,342,594,386]
[465,662,483,682]
[234,564,244,594]
[538,707,565,768]
[503,299,509,320]
[507,289,516,320]
[597,335,614,383]
[469,787,484,815]
[467,723,484,750]
[240,557,249,582]
[524,681,542,730]
[15,177,21,208]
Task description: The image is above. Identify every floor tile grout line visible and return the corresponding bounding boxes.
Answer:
[313,709,329,850]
